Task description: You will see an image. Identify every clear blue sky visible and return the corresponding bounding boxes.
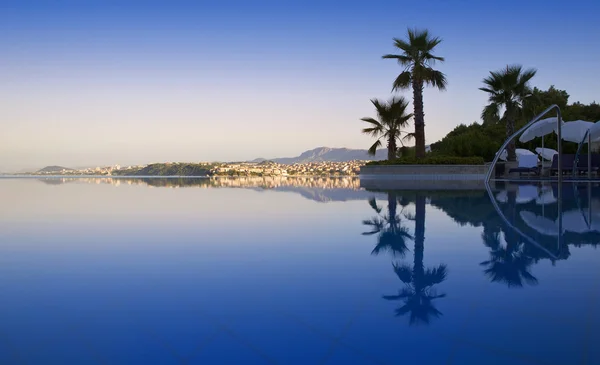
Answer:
[1,0,598,170]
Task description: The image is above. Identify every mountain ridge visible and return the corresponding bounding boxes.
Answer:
[36,166,74,173]
[249,147,387,164]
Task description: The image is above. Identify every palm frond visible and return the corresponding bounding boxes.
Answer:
[422,68,447,90]
[424,264,448,285]
[392,263,413,283]
[372,232,410,257]
[368,139,382,156]
[520,269,539,286]
[519,68,537,85]
[382,294,403,301]
[392,71,412,91]
[382,53,412,66]
[361,218,384,235]
[425,54,445,63]
[362,127,382,137]
[391,37,412,53]
[481,103,500,124]
[479,87,497,95]
[368,197,382,213]
[360,117,382,127]
[402,132,415,143]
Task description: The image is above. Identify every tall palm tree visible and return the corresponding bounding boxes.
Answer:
[361,97,413,160]
[480,65,537,161]
[383,193,448,325]
[382,28,447,159]
[363,194,413,257]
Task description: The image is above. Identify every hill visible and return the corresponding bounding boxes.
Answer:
[250,147,387,165]
[36,166,74,174]
[112,163,216,176]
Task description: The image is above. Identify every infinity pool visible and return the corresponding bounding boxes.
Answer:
[0,177,599,365]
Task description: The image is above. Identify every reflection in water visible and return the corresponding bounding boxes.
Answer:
[362,194,412,258]
[366,183,600,295]
[480,188,540,287]
[37,176,361,189]
[2,178,600,363]
[474,183,600,288]
[35,176,383,203]
[480,228,538,287]
[364,192,448,325]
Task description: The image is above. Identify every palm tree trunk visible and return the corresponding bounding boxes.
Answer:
[504,190,519,250]
[506,107,516,162]
[414,193,426,277]
[412,80,426,159]
[387,135,397,161]
[388,192,397,223]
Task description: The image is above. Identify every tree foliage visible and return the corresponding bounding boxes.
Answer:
[382,28,447,159]
[431,86,600,161]
[360,96,413,160]
[112,163,216,176]
[479,65,537,161]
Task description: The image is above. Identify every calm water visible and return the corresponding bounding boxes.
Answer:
[1,177,599,365]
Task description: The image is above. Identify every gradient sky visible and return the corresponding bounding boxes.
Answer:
[1,0,599,171]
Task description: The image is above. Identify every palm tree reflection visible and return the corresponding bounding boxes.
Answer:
[480,228,538,288]
[362,193,413,258]
[382,193,448,325]
[480,190,539,288]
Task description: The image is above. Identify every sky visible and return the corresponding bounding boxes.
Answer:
[1,0,599,171]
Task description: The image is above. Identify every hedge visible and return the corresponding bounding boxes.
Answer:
[365,156,485,166]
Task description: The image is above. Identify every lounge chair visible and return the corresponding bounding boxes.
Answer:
[573,153,600,175]
[550,154,575,175]
[509,154,540,176]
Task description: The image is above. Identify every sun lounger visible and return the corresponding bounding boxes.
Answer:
[573,154,600,175]
[550,154,574,175]
[550,154,600,176]
[509,154,540,176]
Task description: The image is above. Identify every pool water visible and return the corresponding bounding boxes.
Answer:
[0,177,599,365]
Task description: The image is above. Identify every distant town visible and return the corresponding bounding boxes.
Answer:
[22,160,367,177]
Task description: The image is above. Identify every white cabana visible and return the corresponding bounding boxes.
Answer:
[519,117,562,142]
[535,147,558,161]
[555,120,595,143]
[588,121,600,142]
[520,118,562,167]
[554,120,597,177]
[520,211,560,236]
[497,148,537,161]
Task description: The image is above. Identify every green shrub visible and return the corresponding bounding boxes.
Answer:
[366,156,485,166]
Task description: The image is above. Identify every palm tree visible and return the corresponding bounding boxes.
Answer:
[361,96,413,160]
[480,65,537,161]
[383,193,448,325]
[363,194,413,257]
[382,28,447,159]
